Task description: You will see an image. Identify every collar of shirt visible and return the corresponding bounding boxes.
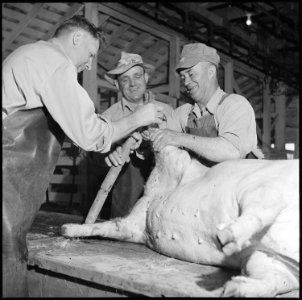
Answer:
[121,91,156,113]
[49,38,75,67]
[191,87,225,118]
[206,87,226,114]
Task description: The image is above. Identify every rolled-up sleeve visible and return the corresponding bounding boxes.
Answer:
[216,96,258,157]
[40,63,113,152]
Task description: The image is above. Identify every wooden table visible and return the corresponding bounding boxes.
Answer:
[27,211,299,297]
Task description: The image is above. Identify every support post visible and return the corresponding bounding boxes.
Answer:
[224,61,233,94]
[80,3,99,207]
[274,84,286,159]
[168,36,180,105]
[262,79,271,158]
[83,3,100,113]
[294,96,299,158]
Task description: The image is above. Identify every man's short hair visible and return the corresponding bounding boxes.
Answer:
[54,15,106,46]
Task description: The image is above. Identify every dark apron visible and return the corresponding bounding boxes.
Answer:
[185,94,258,164]
[184,94,230,167]
[2,107,65,297]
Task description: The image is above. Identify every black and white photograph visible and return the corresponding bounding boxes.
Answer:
[2,2,299,297]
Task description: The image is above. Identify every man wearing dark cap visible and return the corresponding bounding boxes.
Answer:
[101,51,181,218]
[150,43,263,166]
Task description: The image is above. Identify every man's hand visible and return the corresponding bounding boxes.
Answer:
[133,102,166,127]
[105,132,142,167]
[149,129,181,152]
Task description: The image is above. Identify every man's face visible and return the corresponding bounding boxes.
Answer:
[179,62,212,102]
[74,31,99,73]
[117,65,148,103]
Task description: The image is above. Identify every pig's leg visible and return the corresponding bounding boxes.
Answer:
[217,184,286,256]
[222,250,299,297]
[61,195,152,244]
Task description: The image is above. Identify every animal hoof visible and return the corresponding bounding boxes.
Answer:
[222,278,243,297]
[60,223,81,237]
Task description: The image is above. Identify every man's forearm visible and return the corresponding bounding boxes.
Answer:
[111,113,144,143]
[177,133,240,162]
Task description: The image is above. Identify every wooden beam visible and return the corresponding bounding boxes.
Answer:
[143,40,167,61]
[105,24,131,47]
[274,94,287,158]
[42,3,84,40]
[242,81,257,97]
[262,80,271,157]
[99,2,266,83]
[83,3,99,112]
[169,36,180,99]
[98,3,172,40]
[232,76,242,94]
[2,3,44,51]
[224,61,233,94]
[126,32,150,53]
[98,78,118,91]
[154,93,177,109]
[150,84,169,94]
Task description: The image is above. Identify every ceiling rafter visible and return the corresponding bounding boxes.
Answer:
[3,3,44,51]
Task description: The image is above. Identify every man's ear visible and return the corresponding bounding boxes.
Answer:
[208,65,216,79]
[144,72,149,84]
[114,79,119,90]
[72,30,83,47]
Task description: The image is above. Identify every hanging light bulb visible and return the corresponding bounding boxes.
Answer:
[246,13,252,26]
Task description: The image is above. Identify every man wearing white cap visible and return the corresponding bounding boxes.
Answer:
[150,42,263,166]
[101,51,181,217]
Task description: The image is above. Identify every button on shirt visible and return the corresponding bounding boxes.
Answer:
[2,38,113,152]
[175,87,258,158]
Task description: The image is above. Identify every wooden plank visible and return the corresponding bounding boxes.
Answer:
[28,211,299,297]
[105,24,131,47]
[27,213,236,297]
[42,3,84,40]
[275,94,286,158]
[150,84,169,94]
[2,3,44,51]
[50,174,80,185]
[98,3,172,41]
[169,36,180,99]
[57,156,81,166]
[224,61,233,94]
[154,93,177,108]
[126,32,151,53]
[143,39,167,60]
[262,80,271,156]
[46,192,81,203]
[83,2,99,111]
[98,78,118,91]
[232,76,242,94]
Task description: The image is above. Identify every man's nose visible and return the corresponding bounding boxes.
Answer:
[85,62,92,71]
[184,76,190,87]
[129,78,135,86]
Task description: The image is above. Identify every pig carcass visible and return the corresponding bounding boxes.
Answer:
[61,145,299,297]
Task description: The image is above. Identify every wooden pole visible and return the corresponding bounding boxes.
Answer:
[274,84,286,159]
[262,79,271,158]
[224,61,233,94]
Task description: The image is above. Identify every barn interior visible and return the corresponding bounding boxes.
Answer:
[2,2,299,297]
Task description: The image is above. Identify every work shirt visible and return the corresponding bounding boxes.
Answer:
[101,92,180,218]
[175,87,259,158]
[102,91,181,157]
[2,38,113,152]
